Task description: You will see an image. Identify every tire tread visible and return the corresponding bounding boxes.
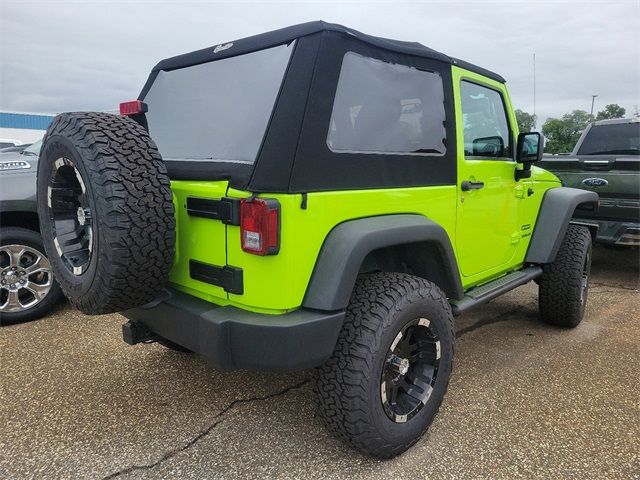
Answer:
[313,272,454,458]
[39,112,175,314]
[539,224,592,327]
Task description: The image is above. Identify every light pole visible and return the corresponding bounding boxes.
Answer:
[533,53,536,122]
[590,95,598,116]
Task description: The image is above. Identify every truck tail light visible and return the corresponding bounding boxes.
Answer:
[240,198,280,255]
[119,100,147,116]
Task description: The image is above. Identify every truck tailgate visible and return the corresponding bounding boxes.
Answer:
[540,156,640,222]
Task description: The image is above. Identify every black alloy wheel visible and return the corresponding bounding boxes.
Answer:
[381,317,441,423]
[47,156,94,276]
[579,250,590,307]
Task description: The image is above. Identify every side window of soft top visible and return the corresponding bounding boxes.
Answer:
[327,52,447,156]
[460,81,512,160]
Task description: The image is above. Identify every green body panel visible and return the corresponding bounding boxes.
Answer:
[165,67,562,315]
[226,186,458,312]
[170,184,458,313]
[168,180,229,303]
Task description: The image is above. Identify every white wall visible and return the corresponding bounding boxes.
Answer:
[0,127,46,144]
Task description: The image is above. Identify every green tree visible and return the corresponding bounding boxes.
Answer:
[542,110,594,154]
[595,103,626,120]
[515,109,537,133]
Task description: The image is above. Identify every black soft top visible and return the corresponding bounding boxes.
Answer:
[151,20,505,83]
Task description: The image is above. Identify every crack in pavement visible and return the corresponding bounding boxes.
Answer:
[99,280,635,479]
[456,306,527,338]
[101,378,311,480]
[590,281,638,292]
[591,288,639,295]
[455,280,638,339]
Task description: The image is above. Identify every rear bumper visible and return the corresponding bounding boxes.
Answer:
[573,218,640,246]
[122,288,345,372]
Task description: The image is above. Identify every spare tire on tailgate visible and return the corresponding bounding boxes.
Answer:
[37,112,175,314]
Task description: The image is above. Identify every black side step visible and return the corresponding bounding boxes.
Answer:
[450,266,543,316]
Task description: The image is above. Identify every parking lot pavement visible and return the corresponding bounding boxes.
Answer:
[1,246,638,480]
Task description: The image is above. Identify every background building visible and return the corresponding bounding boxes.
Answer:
[0,111,55,144]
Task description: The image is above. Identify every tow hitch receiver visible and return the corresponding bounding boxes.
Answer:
[122,320,157,345]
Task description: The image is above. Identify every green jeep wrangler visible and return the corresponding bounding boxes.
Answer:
[36,22,598,458]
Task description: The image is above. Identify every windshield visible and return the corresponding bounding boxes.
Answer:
[577,122,640,155]
[22,139,43,156]
[142,43,294,164]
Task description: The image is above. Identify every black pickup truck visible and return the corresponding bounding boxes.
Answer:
[540,118,640,246]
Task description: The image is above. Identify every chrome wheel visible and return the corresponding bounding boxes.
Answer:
[381,317,441,423]
[47,157,93,276]
[0,244,53,313]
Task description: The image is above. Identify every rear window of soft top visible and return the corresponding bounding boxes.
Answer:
[142,43,294,164]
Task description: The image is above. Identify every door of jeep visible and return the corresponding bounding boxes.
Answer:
[453,71,520,278]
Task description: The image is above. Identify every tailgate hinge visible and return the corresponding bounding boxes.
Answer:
[186,197,240,225]
[189,260,244,295]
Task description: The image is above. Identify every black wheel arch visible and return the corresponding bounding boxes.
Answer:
[302,214,464,311]
[525,187,599,264]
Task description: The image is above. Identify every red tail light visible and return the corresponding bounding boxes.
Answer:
[119,100,147,116]
[240,198,280,255]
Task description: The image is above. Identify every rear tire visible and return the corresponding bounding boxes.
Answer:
[37,112,175,315]
[313,272,454,459]
[539,225,592,328]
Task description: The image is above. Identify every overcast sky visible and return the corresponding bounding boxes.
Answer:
[1,0,639,127]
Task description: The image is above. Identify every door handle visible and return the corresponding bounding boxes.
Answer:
[461,180,485,191]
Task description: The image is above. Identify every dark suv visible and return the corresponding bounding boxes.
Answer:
[0,140,63,324]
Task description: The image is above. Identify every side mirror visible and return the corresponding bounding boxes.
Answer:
[515,132,544,180]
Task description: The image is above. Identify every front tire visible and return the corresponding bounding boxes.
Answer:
[313,272,454,459]
[539,225,592,328]
[0,227,64,325]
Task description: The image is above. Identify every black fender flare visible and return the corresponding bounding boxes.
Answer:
[302,214,464,311]
[525,187,599,264]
